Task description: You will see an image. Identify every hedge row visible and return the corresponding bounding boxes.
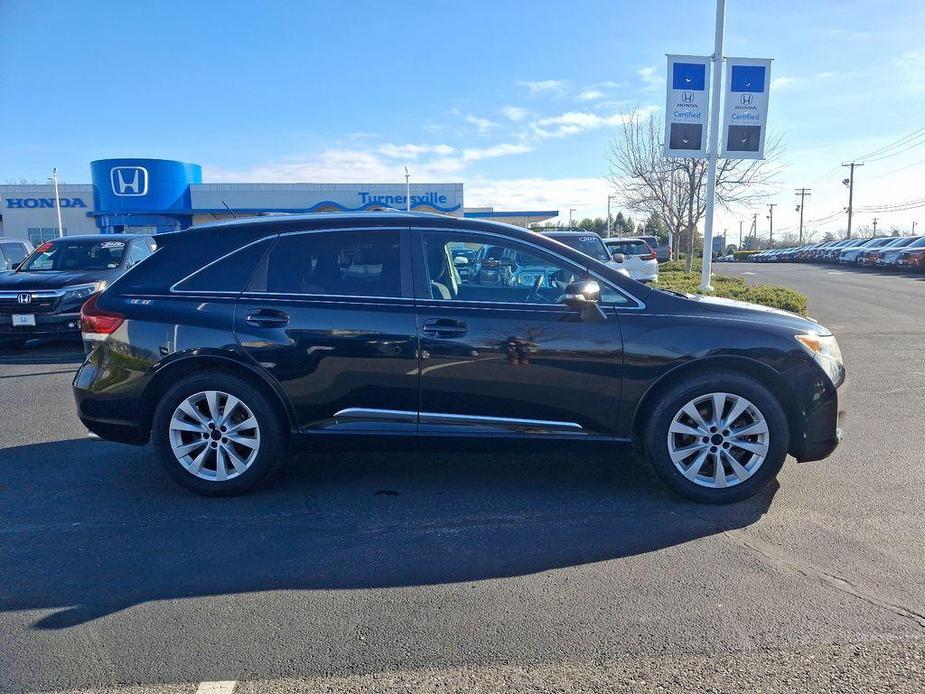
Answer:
[653,271,808,316]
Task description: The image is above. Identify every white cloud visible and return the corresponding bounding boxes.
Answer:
[637,66,664,89]
[531,106,656,139]
[378,143,456,159]
[501,106,527,122]
[465,114,497,132]
[466,176,610,219]
[462,143,532,162]
[896,51,925,94]
[578,89,605,101]
[518,79,567,95]
[771,76,807,90]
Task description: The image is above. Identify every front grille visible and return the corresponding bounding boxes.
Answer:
[0,292,62,314]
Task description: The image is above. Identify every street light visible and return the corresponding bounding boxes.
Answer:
[48,167,64,237]
[568,208,576,228]
[404,166,411,212]
[606,195,614,237]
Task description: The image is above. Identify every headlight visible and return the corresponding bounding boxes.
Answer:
[795,333,844,386]
[62,281,105,303]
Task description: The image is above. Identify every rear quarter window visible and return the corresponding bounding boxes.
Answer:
[173,238,273,293]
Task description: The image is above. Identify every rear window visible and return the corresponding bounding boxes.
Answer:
[548,235,611,263]
[173,238,273,293]
[608,240,650,255]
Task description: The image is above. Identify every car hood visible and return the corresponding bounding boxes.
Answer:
[679,293,827,334]
[0,269,119,290]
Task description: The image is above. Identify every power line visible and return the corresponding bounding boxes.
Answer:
[854,126,925,162]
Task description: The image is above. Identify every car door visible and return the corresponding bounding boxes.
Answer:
[234,227,419,432]
[412,227,628,437]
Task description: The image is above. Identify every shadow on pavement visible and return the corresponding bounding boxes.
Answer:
[0,438,776,630]
[0,339,85,366]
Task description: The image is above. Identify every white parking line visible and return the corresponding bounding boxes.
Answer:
[196,682,237,694]
[741,271,756,275]
[827,271,844,275]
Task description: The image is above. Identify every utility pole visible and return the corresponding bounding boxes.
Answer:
[568,208,576,228]
[698,0,727,292]
[751,212,758,249]
[913,220,918,235]
[606,195,614,237]
[842,162,863,239]
[872,217,878,234]
[767,203,777,244]
[48,168,63,238]
[794,187,811,244]
[738,220,743,249]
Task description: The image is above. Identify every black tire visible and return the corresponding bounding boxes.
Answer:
[642,372,789,504]
[151,372,288,496]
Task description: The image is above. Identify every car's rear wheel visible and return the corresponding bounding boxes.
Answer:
[152,372,287,496]
[643,372,789,504]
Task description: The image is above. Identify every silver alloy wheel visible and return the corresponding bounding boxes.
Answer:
[666,392,769,489]
[168,390,261,482]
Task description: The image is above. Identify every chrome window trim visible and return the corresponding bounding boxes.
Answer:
[414,226,647,310]
[333,407,583,430]
[240,292,415,303]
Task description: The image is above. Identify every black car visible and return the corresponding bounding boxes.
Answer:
[0,234,156,347]
[73,213,845,503]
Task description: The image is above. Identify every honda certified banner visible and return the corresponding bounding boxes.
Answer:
[663,55,711,158]
[720,57,773,160]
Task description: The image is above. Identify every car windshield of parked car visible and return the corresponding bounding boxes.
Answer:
[607,240,650,256]
[549,235,611,263]
[19,239,126,272]
[905,237,925,248]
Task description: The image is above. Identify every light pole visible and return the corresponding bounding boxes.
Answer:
[48,167,64,237]
[568,208,576,228]
[404,166,411,212]
[698,0,727,292]
[606,195,614,237]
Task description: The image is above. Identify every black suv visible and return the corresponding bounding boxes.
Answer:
[0,234,155,347]
[73,213,845,503]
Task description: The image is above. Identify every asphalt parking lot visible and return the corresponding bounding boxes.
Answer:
[1,264,923,693]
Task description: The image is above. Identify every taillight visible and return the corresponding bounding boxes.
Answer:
[80,293,124,338]
[640,253,656,260]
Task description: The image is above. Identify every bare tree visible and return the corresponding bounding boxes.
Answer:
[607,109,784,270]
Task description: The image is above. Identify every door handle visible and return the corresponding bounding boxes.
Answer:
[244,308,290,327]
[422,318,468,338]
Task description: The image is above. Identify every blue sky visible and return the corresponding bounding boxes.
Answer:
[1,0,923,237]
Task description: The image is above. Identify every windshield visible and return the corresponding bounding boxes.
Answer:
[19,239,126,272]
[549,235,611,263]
[608,240,651,255]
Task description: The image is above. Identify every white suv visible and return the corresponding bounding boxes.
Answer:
[604,238,659,282]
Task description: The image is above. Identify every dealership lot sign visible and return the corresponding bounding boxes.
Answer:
[719,58,772,159]
[663,55,712,158]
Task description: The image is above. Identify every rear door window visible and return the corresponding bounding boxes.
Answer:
[261,230,403,298]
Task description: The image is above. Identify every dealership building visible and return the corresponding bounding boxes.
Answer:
[0,158,556,245]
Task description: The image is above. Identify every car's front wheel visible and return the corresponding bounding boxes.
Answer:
[152,372,288,496]
[643,372,789,504]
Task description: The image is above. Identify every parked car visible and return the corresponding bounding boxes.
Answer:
[877,236,922,267]
[0,239,34,273]
[632,234,672,262]
[839,237,892,265]
[895,236,925,270]
[602,237,659,282]
[542,231,631,277]
[859,236,916,267]
[0,234,155,348]
[74,213,845,504]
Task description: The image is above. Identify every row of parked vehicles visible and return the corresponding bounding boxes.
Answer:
[745,235,925,269]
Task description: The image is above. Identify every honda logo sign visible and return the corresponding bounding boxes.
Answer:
[17,293,32,304]
[110,166,149,196]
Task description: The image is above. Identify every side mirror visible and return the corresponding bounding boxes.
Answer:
[562,279,606,321]
[611,252,625,264]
